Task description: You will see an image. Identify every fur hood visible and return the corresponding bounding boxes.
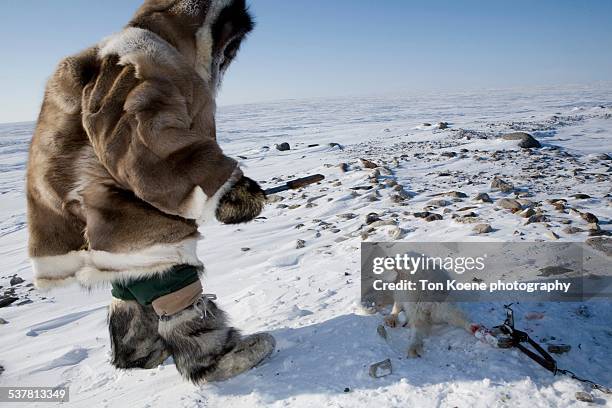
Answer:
[128,0,253,93]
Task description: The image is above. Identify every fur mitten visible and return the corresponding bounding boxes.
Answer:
[216,176,266,224]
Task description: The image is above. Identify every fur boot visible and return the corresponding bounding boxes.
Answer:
[108,298,170,369]
[158,296,275,383]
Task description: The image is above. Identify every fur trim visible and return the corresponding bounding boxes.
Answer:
[194,0,233,87]
[31,252,85,279]
[32,237,202,290]
[179,167,242,225]
[99,27,181,76]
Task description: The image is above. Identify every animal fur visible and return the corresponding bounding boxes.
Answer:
[158,297,275,383]
[27,0,256,289]
[384,265,473,358]
[108,298,170,369]
[216,176,266,224]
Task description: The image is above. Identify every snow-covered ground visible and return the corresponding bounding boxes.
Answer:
[1,85,611,407]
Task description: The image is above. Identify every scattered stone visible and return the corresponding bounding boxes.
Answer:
[576,305,591,318]
[491,177,514,193]
[266,195,283,203]
[241,247,251,252]
[525,214,549,224]
[329,142,343,149]
[441,151,456,158]
[376,325,387,340]
[339,163,349,172]
[422,123,431,127]
[516,199,536,208]
[427,199,450,207]
[337,213,357,220]
[580,212,599,224]
[307,144,319,148]
[585,237,612,257]
[385,179,398,188]
[369,220,397,229]
[547,344,571,354]
[379,166,393,176]
[473,224,493,234]
[388,227,406,240]
[571,193,591,199]
[0,365,3,375]
[425,214,443,222]
[563,226,583,234]
[589,229,611,237]
[390,194,405,204]
[447,191,467,198]
[591,153,611,161]
[413,211,431,219]
[474,193,493,203]
[587,223,600,231]
[343,388,350,393]
[552,202,566,212]
[502,132,541,148]
[0,318,8,324]
[437,122,449,130]
[497,198,522,211]
[575,392,594,403]
[369,359,393,378]
[538,266,572,277]
[296,239,306,249]
[365,213,381,225]
[457,206,478,212]
[0,296,18,308]
[275,142,290,151]
[9,276,24,286]
[546,231,560,240]
[360,158,379,169]
[518,208,536,218]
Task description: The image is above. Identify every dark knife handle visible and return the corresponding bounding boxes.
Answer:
[263,174,325,195]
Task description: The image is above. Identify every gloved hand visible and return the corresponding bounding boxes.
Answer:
[216,176,266,224]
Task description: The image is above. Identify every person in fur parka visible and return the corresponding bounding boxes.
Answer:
[26,0,275,383]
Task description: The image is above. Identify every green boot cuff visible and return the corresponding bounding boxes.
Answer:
[110,264,201,305]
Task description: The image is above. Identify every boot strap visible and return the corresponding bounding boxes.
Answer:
[152,280,204,317]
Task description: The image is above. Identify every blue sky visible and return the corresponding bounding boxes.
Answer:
[1,0,611,123]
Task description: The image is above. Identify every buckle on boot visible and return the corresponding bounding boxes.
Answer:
[193,294,217,320]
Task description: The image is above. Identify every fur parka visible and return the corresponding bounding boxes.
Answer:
[27,0,253,289]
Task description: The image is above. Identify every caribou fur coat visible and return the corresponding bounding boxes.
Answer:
[27,0,251,289]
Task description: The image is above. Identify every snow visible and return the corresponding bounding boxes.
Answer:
[0,85,611,407]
